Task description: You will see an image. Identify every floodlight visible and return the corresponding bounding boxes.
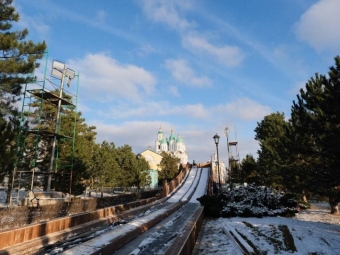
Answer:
[52,60,65,71]
[65,68,75,79]
[51,68,63,80]
[224,126,230,138]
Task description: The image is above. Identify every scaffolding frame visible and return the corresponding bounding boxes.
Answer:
[9,52,79,206]
[226,126,240,189]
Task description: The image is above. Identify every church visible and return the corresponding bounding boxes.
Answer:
[155,127,189,164]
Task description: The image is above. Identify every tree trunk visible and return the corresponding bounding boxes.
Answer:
[6,171,14,204]
[329,196,339,214]
[302,195,307,203]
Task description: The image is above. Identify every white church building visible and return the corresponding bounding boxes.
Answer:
[155,127,188,164]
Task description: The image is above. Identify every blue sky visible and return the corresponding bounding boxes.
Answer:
[14,0,340,164]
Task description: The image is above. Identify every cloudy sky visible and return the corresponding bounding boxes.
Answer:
[14,0,340,164]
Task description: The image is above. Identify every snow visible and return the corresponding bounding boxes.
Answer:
[167,166,200,203]
[67,166,340,254]
[60,208,169,254]
[194,203,340,255]
[189,176,340,254]
[190,168,209,203]
[5,167,340,254]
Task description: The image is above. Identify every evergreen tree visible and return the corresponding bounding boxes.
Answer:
[0,0,46,201]
[291,56,340,214]
[137,156,151,188]
[255,112,289,188]
[158,151,180,182]
[240,154,260,184]
[56,111,97,195]
[0,117,16,182]
[115,145,138,190]
[0,0,46,117]
[88,141,118,198]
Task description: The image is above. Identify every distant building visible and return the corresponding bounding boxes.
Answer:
[141,149,161,188]
[140,128,189,187]
[155,127,188,164]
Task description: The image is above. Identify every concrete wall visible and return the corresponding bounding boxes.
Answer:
[164,206,204,255]
[162,164,190,198]
[0,198,156,250]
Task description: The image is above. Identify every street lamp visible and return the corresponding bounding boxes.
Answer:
[213,134,222,192]
[47,60,76,192]
[224,126,232,190]
[136,153,141,195]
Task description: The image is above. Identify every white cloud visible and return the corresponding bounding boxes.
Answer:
[294,0,340,51]
[139,0,195,31]
[138,45,157,57]
[96,10,107,23]
[238,138,259,160]
[90,120,187,151]
[215,98,272,121]
[180,104,210,119]
[182,35,245,67]
[92,97,268,123]
[90,120,224,162]
[165,59,211,86]
[76,101,92,113]
[15,5,49,39]
[68,53,157,102]
[169,86,180,97]
[289,81,307,96]
[101,101,210,120]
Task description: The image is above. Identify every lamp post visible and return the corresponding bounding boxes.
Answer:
[136,153,141,195]
[47,60,75,192]
[224,126,232,190]
[213,134,222,193]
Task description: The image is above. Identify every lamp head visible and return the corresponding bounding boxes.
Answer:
[136,153,142,160]
[224,126,230,137]
[213,133,220,145]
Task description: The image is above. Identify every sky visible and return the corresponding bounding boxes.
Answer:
[13,0,340,164]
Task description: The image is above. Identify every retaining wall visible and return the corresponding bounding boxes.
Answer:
[164,206,204,255]
[0,197,156,250]
[162,164,191,198]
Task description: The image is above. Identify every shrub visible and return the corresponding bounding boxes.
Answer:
[197,184,300,218]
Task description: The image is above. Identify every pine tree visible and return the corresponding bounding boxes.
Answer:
[88,141,119,197]
[0,0,46,117]
[115,145,138,190]
[137,156,151,188]
[291,56,340,214]
[255,112,290,188]
[158,151,180,181]
[240,154,259,184]
[0,0,46,200]
[0,118,16,181]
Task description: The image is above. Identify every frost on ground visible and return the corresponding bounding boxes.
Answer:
[194,202,340,255]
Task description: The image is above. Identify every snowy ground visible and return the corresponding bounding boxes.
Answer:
[3,170,340,255]
[194,202,340,255]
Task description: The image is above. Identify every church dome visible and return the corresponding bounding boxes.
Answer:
[161,137,167,144]
[169,129,176,141]
[176,135,184,143]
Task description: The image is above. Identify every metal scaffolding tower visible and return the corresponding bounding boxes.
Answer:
[9,52,79,205]
[225,126,240,190]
